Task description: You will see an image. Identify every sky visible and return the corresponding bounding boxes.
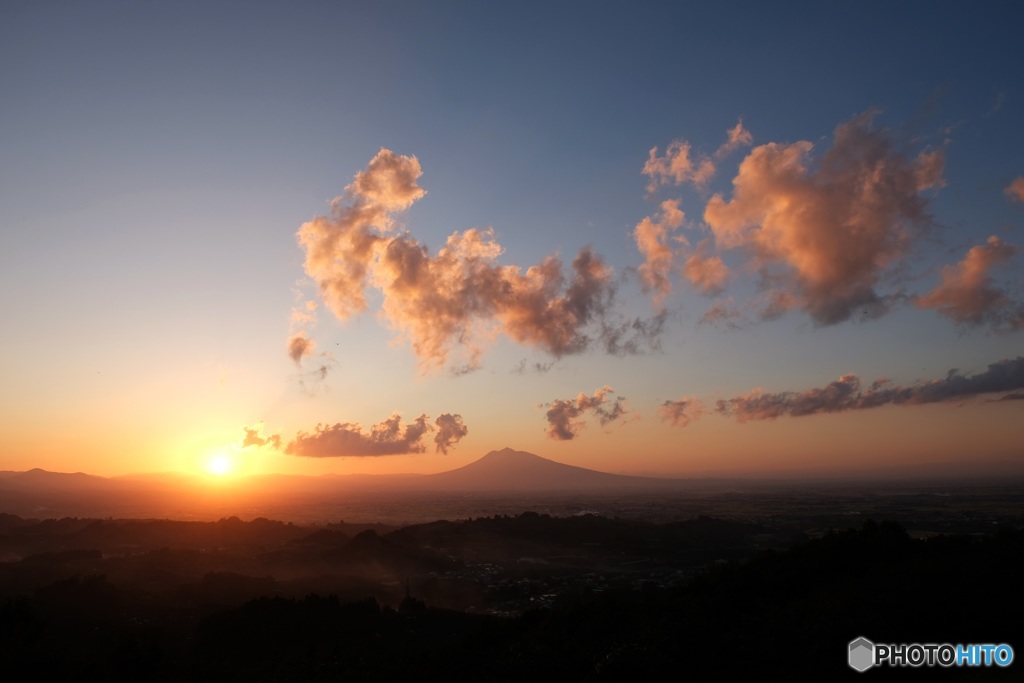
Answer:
[2,1,1022,479]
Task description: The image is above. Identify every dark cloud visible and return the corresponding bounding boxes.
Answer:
[433,413,468,454]
[545,386,629,441]
[601,311,667,356]
[717,356,1024,422]
[286,413,432,457]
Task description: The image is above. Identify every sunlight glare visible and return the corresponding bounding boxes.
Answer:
[207,453,232,476]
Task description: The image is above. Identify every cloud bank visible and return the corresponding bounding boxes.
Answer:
[545,386,628,440]
[298,149,656,372]
[716,356,1024,422]
[242,411,468,457]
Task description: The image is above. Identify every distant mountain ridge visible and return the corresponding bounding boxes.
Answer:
[411,447,670,492]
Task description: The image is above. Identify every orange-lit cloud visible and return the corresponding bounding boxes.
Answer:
[1005,177,1024,203]
[657,397,704,427]
[916,236,1024,330]
[299,149,658,372]
[716,356,1024,422]
[715,119,753,158]
[545,386,628,440]
[682,238,730,295]
[703,110,944,324]
[241,424,282,449]
[242,411,468,457]
[643,141,715,193]
[633,199,685,305]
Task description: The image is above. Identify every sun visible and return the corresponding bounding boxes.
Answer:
[207,453,233,476]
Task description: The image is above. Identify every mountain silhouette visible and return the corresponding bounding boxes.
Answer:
[410,447,678,492]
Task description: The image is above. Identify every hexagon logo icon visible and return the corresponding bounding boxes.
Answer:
[849,637,875,672]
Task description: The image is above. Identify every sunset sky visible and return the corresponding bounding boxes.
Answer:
[2,1,1022,479]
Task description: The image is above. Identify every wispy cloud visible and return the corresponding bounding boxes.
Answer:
[714,119,753,159]
[657,397,704,427]
[545,386,629,440]
[287,332,316,365]
[643,141,715,194]
[716,356,1024,422]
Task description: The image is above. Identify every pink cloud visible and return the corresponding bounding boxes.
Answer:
[633,199,685,305]
[916,235,1023,330]
[1005,177,1024,203]
[715,119,754,158]
[682,238,730,295]
[703,110,945,325]
[642,140,716,193]
[298,150,656,372]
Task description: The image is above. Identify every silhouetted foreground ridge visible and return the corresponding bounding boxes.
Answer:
[1,517,1021,680]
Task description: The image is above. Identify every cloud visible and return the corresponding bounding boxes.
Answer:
[544,386,628,440]
[657,397,704,427]
[240,425,282,449]
[244,411,468,457]
[642,121,751,194]
[715,119,753,158]
[298,149,648,372]
[433,413,468,454]
[1005,177,1024,203]
[601,310,667,356]
[716,356,1024,422]
[633,199,685,305]
[287,332,316,365]
[683,238,730,295]
[286,413,433,457]
[698,297,748,329]
[915,236,1024,331]
[703,110,945,325]
[642,141,716,193]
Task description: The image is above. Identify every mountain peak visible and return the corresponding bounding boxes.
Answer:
[417,448,641,491]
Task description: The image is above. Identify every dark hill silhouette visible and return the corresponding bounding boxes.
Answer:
[408,447,682,492]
